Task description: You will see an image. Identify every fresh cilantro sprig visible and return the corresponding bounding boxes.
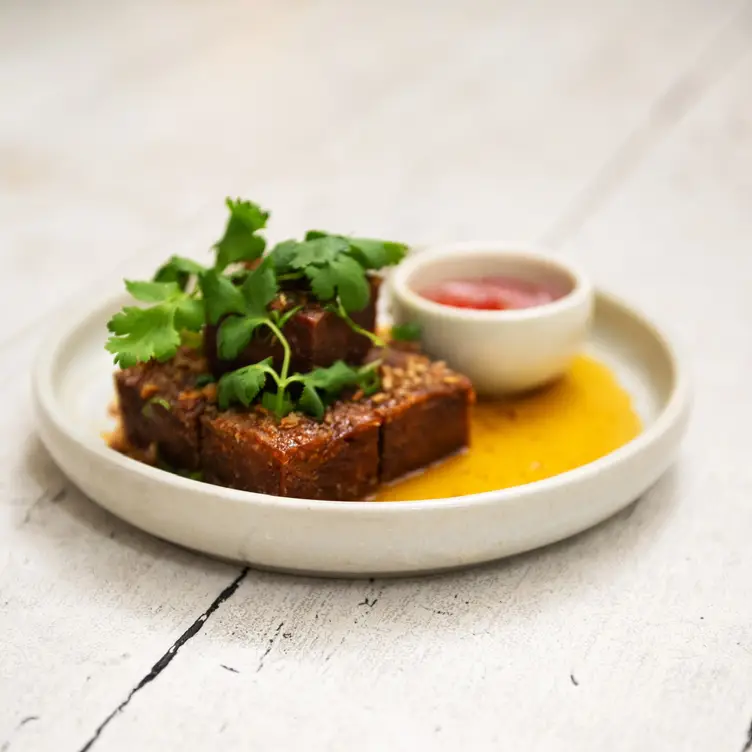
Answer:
[217,357,274,410]
[391,322,422,342]
[200,256,303,417]
[106,199,269,368]
[297,360,381,419]
[153,198,269,286]
[105,280,204,367]
[325,299,386,349]
[153,256,207,290]
[213,198,269,271]
[106,197,406,421]
[217,358,381,418]
[202,244,389,417]
[270,232,407,312]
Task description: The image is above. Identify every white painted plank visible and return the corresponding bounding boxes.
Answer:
[87,25,752,752]
[0,331,243,751]
[1,1,750,751]
[0,0,291,130]
[0,0,741,337]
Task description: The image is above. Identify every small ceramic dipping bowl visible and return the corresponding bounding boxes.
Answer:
[389,242,595,396]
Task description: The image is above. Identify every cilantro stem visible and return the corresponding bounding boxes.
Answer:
[277,272,304,283]
[263,319,292,416]
[359,359,381,374]
[332,298,386,348]
[257,363,283,388]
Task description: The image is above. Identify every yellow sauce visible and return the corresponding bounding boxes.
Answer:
[375,355,641,501]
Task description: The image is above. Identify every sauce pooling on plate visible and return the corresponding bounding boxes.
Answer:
[420,276,564,310]
[375,355,641,502]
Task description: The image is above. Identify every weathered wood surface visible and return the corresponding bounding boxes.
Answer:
[2,1,751,750]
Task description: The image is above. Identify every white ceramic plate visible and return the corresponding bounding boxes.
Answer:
[33,290,690,577]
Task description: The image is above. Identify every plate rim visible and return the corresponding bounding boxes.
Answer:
[33,287,691,515]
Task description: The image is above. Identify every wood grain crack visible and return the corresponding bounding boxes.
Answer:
[0,715,41,751]
[256,622,285,673]
[77,567,248,752]
[741,716,752,752]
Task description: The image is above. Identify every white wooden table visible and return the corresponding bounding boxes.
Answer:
[2,1,752,750]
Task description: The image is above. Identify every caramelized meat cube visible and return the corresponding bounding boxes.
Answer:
[205,277,381,378]
[201,402,380,501]
[367,352,474,483]
[114,348,214,471]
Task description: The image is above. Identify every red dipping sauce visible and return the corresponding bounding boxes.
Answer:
[420,276,564,311]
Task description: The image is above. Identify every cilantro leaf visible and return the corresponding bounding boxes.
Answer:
[298,232,407,269]
[107,277,205,367]
[217,359,272,410]
[305,264,335,301]
[295,360,382,419]
[391,322,422,342]
[125,280,180,303]
[202,257,278,332]
[303,360,360,394]
[302,248,370,311]
[269,239,302,273]
[304,230,328,241]
[298,383,325,419]
[353,361,382,396]
[287,236,349,270]
[106,305,182,368]
[330,255,370,311]
[199,269,246,324]
[241,256,278,316]
[347,238,407,269]
[174,298,205,332]
[358,365,382,397]
[208,258,280,359]
[269,232,404,312]
[213,198,269,271]
[227,268,251,286]
[154,256,207,290]
[217,315,266,360]
[261,389,295,417]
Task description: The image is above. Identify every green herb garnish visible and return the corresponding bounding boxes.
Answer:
[213,198,269,271]
[194,374,216,387]
[106,280,204,368]
[326,299,386,348]
[202,257,298,417]
[217,357,273,410]
[217,358,381,418]
[154,256,207,290]
[141,395,172,418]
[270,232,407,312]
[391,322,422,342]
[107,197,406,420]
[106,200,266,368]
